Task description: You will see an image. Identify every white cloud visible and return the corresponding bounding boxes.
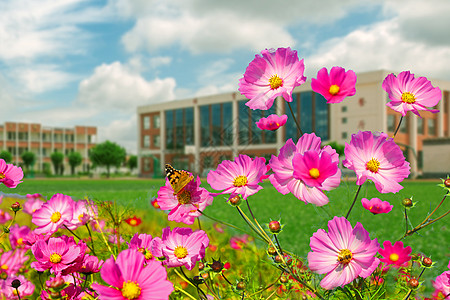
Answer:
[98,117,138,154]
[76,61,176,113]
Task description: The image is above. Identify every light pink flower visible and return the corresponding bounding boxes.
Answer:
[308,217,379,290]
[160,227,209,270]
[129,233,163,263]
[91,249,174,300]
[255,114,288,131]
[379,240,412,267]
[230,234,251,250]
[66,200,95,230]
[269,133,341,206]
[311,66,357,103]
[433,271,450,299]
[382,71,442,117]
[361,198,393,215]
[1,275,35,300]
[32,193,74,234]
[9,224,32,250]
[23,194,45,215]
[157,176,213,225]
[343,131,410,193]
[238,47,306,110]
[0,209,12,224]
[292,150,338,188]
[207,154,268,201]
[0,159,23,188]
[0,249,29,276]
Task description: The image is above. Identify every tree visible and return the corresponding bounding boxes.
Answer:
[0,150,12,163]
[127,155,137,172]
[21,151,36,171]
[50,151,64,175]
[68,152,83,175]
[89,140,126,178]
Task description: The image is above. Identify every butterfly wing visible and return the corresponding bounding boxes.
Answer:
[165,164,194,194]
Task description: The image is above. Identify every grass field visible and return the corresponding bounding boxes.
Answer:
[2,177,449,292]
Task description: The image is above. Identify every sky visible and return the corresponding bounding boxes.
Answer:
[1,0,450,154]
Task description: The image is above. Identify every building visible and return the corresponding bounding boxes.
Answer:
[137,70,450,178]
[0,122,97,175]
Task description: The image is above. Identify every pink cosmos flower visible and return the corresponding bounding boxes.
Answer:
[91,249,174,300]
[311,66,357,104]
[79,254,103,274]
[238,47,306,110]
[378,241,412,267]
[129,233,163,263]
[292,150,338,188]
[343,131,410,193]
[0,209,12,224]
[40,282,83,300]
[157,176,214,225]
[31,235,85,274]
[66,200,95,230]
[269,133,341,206]
[32,193,75,235]
[207,154,268,201]
[256,114,288,131]
[0,249,29,276]
[160,227,209,270]
[0,159,23,188]
[382,71,442,117]
[23,194,45,215]
[308,216,379,290]
[433,271,450,299]
[9,224,32,250]
[361,198,393,215]
[230,234,251,250]
[1,275,35,300]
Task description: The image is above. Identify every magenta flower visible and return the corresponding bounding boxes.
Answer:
[160,227,209,270]
[1,275,35,299]
[91,249,174,300]
[379,241,412,267]
[0,159,23,188]
[32,193,74,235]
[79,254,103,274]
[311,66,357,104]
[230,234,251,250]
[269,133,341,206]
[308,217,379,290]
[66,200,94,230]
[157,176,213,225]
[0,209,12,224]
[23,194,45,215]
[255,114,288,131]
[343,131,410,193]
[0,249,29,276]
[361,198,393,215]
[433,271,450,299]
[382,71,442,117]
[292,150,338,188]
[238,47,306,110]
[9,224,32,250]
[31,236,85,274]
[207,154,268,201]
[129,233,163,263]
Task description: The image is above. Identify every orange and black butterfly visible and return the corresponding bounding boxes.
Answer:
[165,164,194,195]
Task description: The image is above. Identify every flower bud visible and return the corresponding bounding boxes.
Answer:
[209,260,224,273]
[280,275,288,283]
[10,202,22,212]
[198,262,205,271]
[402,198,412,207]
[229,195,242,206]
[236,281,245,290]
[409,278,419,289]
[192,276,204,285]
[444,178,450,187]
[201,272,209,279]
[269,221,281,233]
[267,246,277,256]
[3,226,10,233]
[422,257,432,267]
[11,279,21,289]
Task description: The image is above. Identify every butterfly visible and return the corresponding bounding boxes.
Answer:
[165,164,194,195]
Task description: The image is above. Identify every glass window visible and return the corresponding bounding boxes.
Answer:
[238,101,250,145]
[342,132,348,139]
[342,117,347,124]
[153,115,160,128]
[200,105,210,147]
[185,108,194,146]
[387,115,396,132]
[222,103,233,146]
[175,109,184,149]
[251,109,262,144]
[165,110,174,149]
[212,104,222,146]
[418,150,423,169]
[143,135,150,148]
[417,117,423,134]
[285,93,299,141]
[341,106,347,112]
[7,132,16,140]
[400,117,408,133]
[428,118,436,135]
[300,92,313,134]
[315,93,329,140]
[143,116,150,130]
[153,135,160,147]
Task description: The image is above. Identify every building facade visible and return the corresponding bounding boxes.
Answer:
[0,122,97,175]
[137,70,450,178]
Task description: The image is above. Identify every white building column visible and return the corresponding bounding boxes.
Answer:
[437,93,444,137]
[409,115,418,178]
[160,111,166,172]
[193,105,201,174]
[232,99,239,158]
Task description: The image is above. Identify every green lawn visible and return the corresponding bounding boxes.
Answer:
[2,177,449,292]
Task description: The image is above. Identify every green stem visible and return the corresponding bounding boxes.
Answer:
[287,101,303,136]
[85,223,96,256]
[345,185,362,219]
[392,115,403,138]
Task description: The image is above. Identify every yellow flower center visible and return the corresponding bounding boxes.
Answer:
[78,213,85,223]
[233,175,248,187]
[0,173,5,179]
[17,238,23,245]
[269,74,283,90]
[144,250,153,260]
[366,158,380,173]
[51,211,61,223]
[129,219,137,226]
[309,168,320,179]
[1,264,8,270]
[121,281,141,299]
[174,246,188,259]
[50,253,62,264]
[337,249,353,264]
[389,253,399,262]
[177,190,191,205]
[401,92,416,104]
[329,84,340,95]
